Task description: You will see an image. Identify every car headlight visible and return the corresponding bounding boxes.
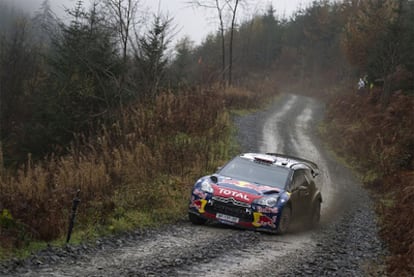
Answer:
[254,196,278,207]
[200,180,214,193]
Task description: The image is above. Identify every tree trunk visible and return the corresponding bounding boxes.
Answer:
[381,77,391,107]
[228,0,239,87]
[216,0,226,86]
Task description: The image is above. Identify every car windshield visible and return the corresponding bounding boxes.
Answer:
[218,157,291,189]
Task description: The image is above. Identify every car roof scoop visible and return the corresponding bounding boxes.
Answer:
[210,175,218,183]
[262,189,280,195]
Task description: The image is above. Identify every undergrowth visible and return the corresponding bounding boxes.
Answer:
[324,88,414,276]
[0,82,278,260]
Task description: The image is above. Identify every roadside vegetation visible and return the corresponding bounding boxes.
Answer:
[324,89,414,276]
[0,0,279,259]
[0,82,279,259]
[319,1,414,276]
[0,0,413,275]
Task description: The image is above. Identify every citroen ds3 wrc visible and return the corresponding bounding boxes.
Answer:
[188,153,322,234]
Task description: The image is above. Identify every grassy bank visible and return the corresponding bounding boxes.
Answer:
[0,90,231,258]
[323,88,414,276]
[0,81,279,259]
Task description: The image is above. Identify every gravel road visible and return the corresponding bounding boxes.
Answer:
[0,94,387,276]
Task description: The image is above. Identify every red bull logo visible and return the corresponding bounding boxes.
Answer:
[252,212,277,228]
[190,199,207,213]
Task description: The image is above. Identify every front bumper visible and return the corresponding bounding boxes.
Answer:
[189,197,279,231]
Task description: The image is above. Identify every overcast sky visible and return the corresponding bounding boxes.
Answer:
[5,0,313,45]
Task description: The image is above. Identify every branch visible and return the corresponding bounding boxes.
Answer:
[186,0,216,9]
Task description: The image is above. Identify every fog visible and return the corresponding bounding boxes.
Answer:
[3,0,75,17]
[2,0,314,45]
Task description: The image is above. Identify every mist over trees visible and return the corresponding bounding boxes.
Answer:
[0,0,413,166]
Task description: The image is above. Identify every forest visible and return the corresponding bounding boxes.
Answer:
[0,0,413,275]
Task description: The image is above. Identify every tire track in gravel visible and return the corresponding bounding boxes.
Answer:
[176,94,337,276]
[12,225,259,277]
[259,95,335,206]
[2,93,386,277]
[183,93,385,277]
[230,93,385,277]
[261,94,299,152]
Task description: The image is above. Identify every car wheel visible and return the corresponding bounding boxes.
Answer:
[309,201,321,229]
[276,205,291,234]
[189,212,207,225]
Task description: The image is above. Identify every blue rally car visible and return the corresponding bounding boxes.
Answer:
[188,153,322,234]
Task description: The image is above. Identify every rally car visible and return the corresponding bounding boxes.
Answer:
[188,153,322,234]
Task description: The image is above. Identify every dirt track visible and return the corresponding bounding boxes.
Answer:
[0,94,387,276]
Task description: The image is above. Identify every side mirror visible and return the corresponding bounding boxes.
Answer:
[210,175,218,183]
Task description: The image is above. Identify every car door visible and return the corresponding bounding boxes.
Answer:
[289,169,312,218]
[301,169,314,212]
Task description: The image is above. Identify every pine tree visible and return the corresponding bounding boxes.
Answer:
[134,15,172,99]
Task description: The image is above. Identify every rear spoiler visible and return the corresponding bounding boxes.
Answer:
[266,153,320,177]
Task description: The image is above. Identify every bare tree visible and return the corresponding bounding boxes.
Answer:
[103,0,140,62]
[102,0,141,112]
[225,0,240,86]
[189,0,227,86]
[189,0,249,86]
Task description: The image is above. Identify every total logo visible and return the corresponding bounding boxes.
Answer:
[218,188,250,201]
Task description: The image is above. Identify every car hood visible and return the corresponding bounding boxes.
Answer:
[208,175,281,204]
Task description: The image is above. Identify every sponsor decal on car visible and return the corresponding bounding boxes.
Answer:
[215,187,250,201]
[193,188,208,199]
[252,212,277,228]
[256,206,278,214]
[190,198,208,213]
[222,179,280,194]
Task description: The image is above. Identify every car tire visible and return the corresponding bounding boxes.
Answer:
[309,201,321,229]
[276,205,291,234]
[189,212,207,225]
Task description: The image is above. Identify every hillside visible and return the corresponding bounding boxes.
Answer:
[324,88,414,276]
